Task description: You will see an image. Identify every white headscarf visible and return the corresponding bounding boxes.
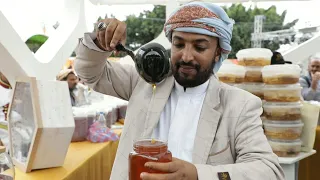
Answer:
[164,2,234,73]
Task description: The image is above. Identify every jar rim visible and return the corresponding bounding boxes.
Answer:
[133,138,167,147]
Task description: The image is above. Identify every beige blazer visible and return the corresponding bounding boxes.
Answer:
[74,35,285,180]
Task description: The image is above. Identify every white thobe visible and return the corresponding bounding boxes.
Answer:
[152,80,209,162]
[82,33,210,162]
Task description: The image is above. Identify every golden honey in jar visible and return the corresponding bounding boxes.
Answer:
[129,139,172,180]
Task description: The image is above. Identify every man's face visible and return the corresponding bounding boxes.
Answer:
[309,59,320,75]
[171,31,220,87]
[67,73,78,89]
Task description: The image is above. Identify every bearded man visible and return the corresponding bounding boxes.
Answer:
[74,2,284,180]
[300,53,320,101]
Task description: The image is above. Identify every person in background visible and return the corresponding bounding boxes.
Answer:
[300,53,320,101]
[0,72,11,149]
[56,69,78,106]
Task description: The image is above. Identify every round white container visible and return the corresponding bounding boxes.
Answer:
[264,84,302,102]
[263,120,304,140]
[217,64,246,84]
[242,83,265,99]
[236,48,272,66]
[268,139,302,157]
[263,102,302,121]
[262,65,301,85]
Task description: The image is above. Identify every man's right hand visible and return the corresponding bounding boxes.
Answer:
[312,72,320,81]
[311,72,320,90]
[95,18,127,52]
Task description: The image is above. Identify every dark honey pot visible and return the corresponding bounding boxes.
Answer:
[115,43,170,85]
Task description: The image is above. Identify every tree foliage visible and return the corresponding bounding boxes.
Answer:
[125,5,166,50]
[124,4,298,59]
[25,34,48,53]
[223,4,298,58]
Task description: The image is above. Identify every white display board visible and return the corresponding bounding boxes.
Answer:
[8,78,75,172]
[0,0,87,85]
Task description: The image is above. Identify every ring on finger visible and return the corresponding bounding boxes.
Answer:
[97,22,108,31]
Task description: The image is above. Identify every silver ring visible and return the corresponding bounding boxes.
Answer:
[97,22,107,31]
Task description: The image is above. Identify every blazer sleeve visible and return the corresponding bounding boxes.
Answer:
[74,33,139,101]
[195,96,285,180]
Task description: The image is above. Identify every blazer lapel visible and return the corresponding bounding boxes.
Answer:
[142,75,175,137]
[192,76,222,164]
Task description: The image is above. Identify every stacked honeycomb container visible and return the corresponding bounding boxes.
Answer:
[218,48,304,157]
[261,64,303,157]
[217,64,246,86]
[235,48,273,100]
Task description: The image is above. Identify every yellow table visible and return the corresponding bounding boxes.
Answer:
[14,129,121,180]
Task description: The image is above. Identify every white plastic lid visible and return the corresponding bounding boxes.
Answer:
[263,102,302,108]
[233,84,244,89]
[236,48,273,59]
[268,139,302,145]
[226,83,239,86]
[218,64,246,76]
[242,83,264,90]
[262,64,301,77]
[245,66,264,71]
[263,120,304,128]
[264,83,302,90]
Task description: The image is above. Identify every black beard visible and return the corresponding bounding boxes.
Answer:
[172,60,215,88]
[69,86,76,91]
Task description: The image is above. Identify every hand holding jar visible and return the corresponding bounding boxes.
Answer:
[140,157,198,180]
[129,139,197,180]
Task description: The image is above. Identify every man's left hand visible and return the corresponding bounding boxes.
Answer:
[140,157,198,180]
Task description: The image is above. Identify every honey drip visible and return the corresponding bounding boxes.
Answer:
[152,84,156,93]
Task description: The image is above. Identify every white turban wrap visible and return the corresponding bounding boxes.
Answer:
[164,2,234,73]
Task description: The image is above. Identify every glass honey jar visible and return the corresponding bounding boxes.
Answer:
[129,139,172,180]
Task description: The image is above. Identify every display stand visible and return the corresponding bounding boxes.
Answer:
[7,77,75,172]
[279,150,316,180]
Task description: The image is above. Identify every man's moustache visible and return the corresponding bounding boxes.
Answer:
[176,61,200,71]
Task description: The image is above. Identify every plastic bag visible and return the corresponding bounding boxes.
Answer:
[87,113,119,143]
